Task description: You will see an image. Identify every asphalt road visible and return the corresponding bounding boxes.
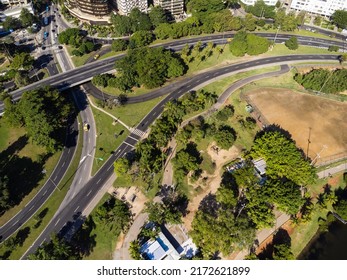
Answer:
[20,54,339,259]
[1,32,346,113]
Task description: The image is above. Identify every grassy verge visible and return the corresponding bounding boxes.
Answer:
[0,116,83,259]
[0,118,62,227]
[90,106,129,175]
[90,95,166,128]
[65,45,95,67]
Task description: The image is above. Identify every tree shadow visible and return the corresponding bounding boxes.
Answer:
[15,226,30,247]
[0,250,12,260]
[0,135,46,210]
[254,124,293,141]
[70,216,97,257]
[198,193,220,218]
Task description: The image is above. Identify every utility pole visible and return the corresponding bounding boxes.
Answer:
[271,25,281,51]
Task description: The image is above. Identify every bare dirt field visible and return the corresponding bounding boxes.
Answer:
[246,88,347,164]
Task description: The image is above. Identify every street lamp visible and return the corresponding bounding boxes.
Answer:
[271,25,281,51]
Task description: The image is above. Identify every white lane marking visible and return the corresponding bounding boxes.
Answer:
[29,205,34,212]
[54,218,60,227]
[107,164,113,171]
[124,142,135,148]
[62,161,65,167]
[83,165,86,171]
[67,149,70,154]
[128,135,138,141]
[54,175,58,181]
[96,178,101,184]
[13,220,19,226]
[43,190,47,196]
[78,177,82,184]
[87,190,92,197]
[74,206,80,213]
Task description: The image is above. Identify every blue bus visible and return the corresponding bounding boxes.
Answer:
[43,31,48,39]
[43,17,48,26]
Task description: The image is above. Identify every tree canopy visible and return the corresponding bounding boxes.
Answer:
[250,130,316,185]
[230,31,269,57]
[332,10,347,29]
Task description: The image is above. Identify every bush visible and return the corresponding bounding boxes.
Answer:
[328,45,339,52]
[285,36,298,50]
[111,39,128,52]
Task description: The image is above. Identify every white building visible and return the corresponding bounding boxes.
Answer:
[153,0,184,16]
[115,0,148,15]
[0,0,28,6]
[240,0,278,5]
[290,0,347,17]
[0,2,33,22]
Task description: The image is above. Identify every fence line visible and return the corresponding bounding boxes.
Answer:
[315,152,347,167]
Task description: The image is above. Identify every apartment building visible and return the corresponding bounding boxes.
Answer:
[153,0,184,16]
[290,0,347,16]
[66,0,111,17]
[114,0,148,15]
[0,0,28,6]
[240,0,279,5]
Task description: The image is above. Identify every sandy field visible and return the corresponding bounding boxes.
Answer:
[246,88,347,164]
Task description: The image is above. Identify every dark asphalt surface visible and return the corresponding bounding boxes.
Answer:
[1,31,346,113]
[20,54,339,259]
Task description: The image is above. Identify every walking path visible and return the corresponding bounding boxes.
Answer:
[317,162,347,179]
[86,94,132,131]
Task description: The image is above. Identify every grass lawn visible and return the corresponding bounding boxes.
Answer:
[91,106,129,175]
[0,115,84,259]
[90,95,166,128]
[0,118,62,227]
[65,45,95,67]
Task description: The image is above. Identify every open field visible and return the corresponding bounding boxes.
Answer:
[246,88,347,163]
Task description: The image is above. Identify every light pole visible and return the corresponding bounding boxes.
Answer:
[271,25,281,51]
[42,169,60,191]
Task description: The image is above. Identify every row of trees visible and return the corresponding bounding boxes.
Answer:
[294,68,347,94]
[229,31,270,57]
[2,8,36,31]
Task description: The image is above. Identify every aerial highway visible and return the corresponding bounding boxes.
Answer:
[1,31,346,113]
[19,54,340,258]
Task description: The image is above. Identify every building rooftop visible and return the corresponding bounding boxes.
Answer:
[252,158,267,176]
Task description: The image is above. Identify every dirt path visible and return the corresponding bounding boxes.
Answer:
[182,143,241,231]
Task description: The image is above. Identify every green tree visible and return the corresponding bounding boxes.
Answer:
[111,39,128,52]
[149,5,168,27]
[129,30,154,49]
[129,8,152,32]
[145,201,182,225]
[229,31,248,57]
[114,158,130,176]
[3,16,21,30]
[243,14,257,31]
[0,176,10,212]
[273,243,294,260]
[214,125,236,150]
[328,45,339,52]
[314,16,322,26]
[334,199,347,220]
[246,34,269,55]
[154,23,172,39]
[28,234,78,260]
[19,8,35,27]
[110,14,132,36]
[129,240,142,260]
[14,71,30,87]
[285,36,298,50]
[11,52,34,70]
[58,28,83,47]
[332,10,347,29]
[250,130,316,185]
[215,105,234,121]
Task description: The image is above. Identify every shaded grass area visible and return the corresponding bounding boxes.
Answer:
[90,106,129,175]
[82,194,114,260]
[0,118,62,227]
[0,115,84,259]
[90,95,166,128]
